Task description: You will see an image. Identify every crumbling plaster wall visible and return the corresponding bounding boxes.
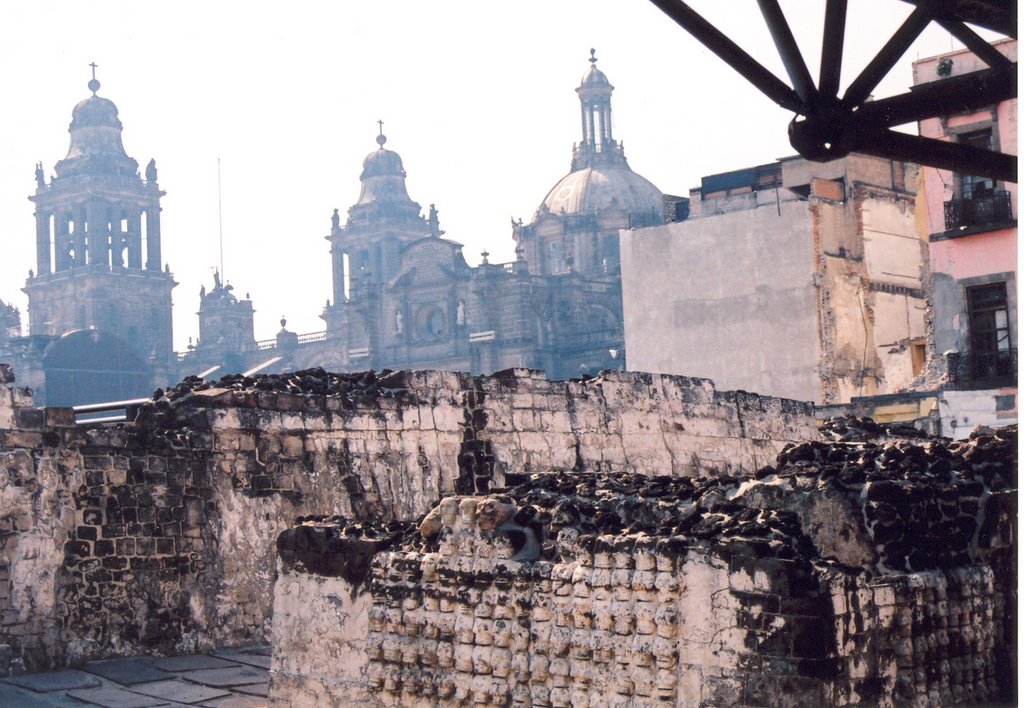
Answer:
[623,155,927,407]
[813,175,927,404]
[0,365,816,674]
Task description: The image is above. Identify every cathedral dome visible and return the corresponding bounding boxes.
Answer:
[70,94,123,130]
[539,164,663,220]
[532,50,663,225]
[55,75,138,178]
[579,61,612,89]
[360,146,406,180]
[354,128,415,207]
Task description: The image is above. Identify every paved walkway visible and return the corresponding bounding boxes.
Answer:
[0,645,270,707]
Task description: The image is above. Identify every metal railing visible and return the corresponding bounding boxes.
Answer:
[72,397,150,425]
[947,347,1017,386]
[944,190,1014,231]
[254,330,329,351]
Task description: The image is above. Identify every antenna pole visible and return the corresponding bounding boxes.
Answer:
[217,158,225,281]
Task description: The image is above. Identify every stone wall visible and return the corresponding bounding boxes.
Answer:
[0,365,816,675]
[268,426,1016,706]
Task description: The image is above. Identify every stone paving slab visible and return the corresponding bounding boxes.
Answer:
[3,668,103,692]
[198,694,269,708]
[178,665,268,688]
[4,646,273,707]
[65,684,170,708]
[83,657,172,685]
[0,682,58,706]
[129,678,231,704]
[151,655,238,672]
[208,651,271,670]
[232,682,268,697]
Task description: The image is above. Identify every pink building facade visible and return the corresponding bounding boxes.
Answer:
[913,39,1017,438]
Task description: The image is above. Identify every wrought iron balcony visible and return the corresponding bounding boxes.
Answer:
[946,347,1017,387]
[944,189,1014,232]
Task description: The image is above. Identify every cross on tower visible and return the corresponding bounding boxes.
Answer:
[87,62,101,95]
[377,119,384,135]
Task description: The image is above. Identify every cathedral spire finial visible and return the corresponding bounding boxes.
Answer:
[376,119,387,148]
[589,48,597,66]
[88,62,100,95]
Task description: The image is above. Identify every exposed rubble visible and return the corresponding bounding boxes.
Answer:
[272,425,1016,706]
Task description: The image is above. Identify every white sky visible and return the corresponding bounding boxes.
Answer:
[0,1,995,350]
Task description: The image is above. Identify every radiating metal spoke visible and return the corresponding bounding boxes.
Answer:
[861,130,1016,183]
[758,0,817,105]
[856,66,1017,128]
[934,17,1013,70]
[646,0,804,112]
[646,0,1017,181]
[819,0,847,98]
[843,4,933,106]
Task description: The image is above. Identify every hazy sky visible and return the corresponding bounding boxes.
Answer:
[0,1,992,350]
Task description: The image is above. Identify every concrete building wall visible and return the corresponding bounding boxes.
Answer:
[622,155,925,405]
[621,197,820,402]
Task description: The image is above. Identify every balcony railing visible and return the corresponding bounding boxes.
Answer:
[946,347,1017,387]
[944,190,1014,232]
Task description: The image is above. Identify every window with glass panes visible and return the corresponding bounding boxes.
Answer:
[967,282,1012,378]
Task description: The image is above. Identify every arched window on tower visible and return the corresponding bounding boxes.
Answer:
[342,253,351,301]
[48,214,56,273]
[140,210,148,264]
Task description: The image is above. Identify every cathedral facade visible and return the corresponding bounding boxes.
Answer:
[182,51,672,383]
[2,53,672,406]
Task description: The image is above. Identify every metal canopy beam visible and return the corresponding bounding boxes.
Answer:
[899,0,1016,38]
[648,0,1017,182]
[645,0,802,112]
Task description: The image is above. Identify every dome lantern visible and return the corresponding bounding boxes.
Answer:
[54,64,138,179]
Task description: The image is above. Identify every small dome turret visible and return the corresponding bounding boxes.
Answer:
[579,48,613,89]
[54,68,138,179]
[533,50,663,223]
[355,124,415,206]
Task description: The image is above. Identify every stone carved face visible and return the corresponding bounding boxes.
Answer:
[436,641,455,668]
[634,538,656,570]
[471,644,493,674]
[654,635,678,668]
[420,553,439,581]
[473,618,493,645]
[458,497,478,526]
[655,605,679,638]
[477,498,516,531]
[634,603,656,635]
[489,647,512,678]
[455,643,474,672]
[381,637,401,662]
[419,639,438,666]
[440,497,459,526]
[419,506,443,538]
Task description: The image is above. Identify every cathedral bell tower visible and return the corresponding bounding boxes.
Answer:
[23,67,176,369]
